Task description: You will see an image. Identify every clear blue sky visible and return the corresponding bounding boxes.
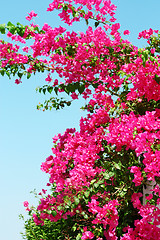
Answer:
[0,1,160,240]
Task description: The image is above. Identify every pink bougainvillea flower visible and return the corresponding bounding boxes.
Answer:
[42,189,47,194]
[23,201,29,207]
[81,227,94,240]
[15,78,22,84]
[110,16,116,22]
[138,28,154,39]
[146,194,153,201]
[103,24,110,31]
[53,79,58,86]
[22,46,30,53]
[45,74,52,83]
[151,48,155,54]
[6,1,160,238]
[123,30,130,35]
[26,11,37,21]
[71,92,78,99]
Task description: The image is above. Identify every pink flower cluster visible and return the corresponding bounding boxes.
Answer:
[121,193,160,240]
[81,227,94,240]
[130,166,143,186]
[26,11,37,21]
[138,28,158,39]
[41,125,104,192]
[0,40,28,68]
[106,111,160,182]
[2,0,160,239]
[88,198,119,239]
[47,0,117,25]
[33,105,160,238]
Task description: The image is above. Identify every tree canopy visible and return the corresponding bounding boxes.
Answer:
[1,0,160,239]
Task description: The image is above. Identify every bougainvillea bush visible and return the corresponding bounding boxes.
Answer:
[1,0,160,239]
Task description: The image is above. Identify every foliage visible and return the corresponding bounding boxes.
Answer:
[1,0,160,239]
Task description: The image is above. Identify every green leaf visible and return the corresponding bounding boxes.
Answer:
[119,188,128,197]
[95,21,99,28]
[6,71,11,78]
[0,70,5,76]
[150,56,155,62]
[84,214,88,219]
[63,5,68,11]
[34,26,40,32]
[7,21,14,27]
[78,84,85,94]
[47,86,53,94]
[76,233,82,240]
[28,26,34,32]
[84,191,90,198]
[71,6,76,17]
[94,182,99,188]
[57,205,62,211]
[54,87,58,95]
[72,224,77,232]
[17,22,24,27]
[154,74,160,84]
[38,87,42,93]
[113,161,122,170]
[92,82,99,89]
[81,211,88,219]
[52,211,57,217]
[90,179,96,185]
[103,171,114,180]
[80,9,85,16]
[0,24,6,34]
[27,73,31,79]
[7,21,16,34]
[74,196,80,205]
[42,88,46,95]
[18,72,23,78]
[17,26,25,37]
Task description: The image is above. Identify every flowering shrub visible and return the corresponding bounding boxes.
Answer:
[1,0,160,239]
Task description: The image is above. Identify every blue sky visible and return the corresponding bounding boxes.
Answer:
[1,1,160,240]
